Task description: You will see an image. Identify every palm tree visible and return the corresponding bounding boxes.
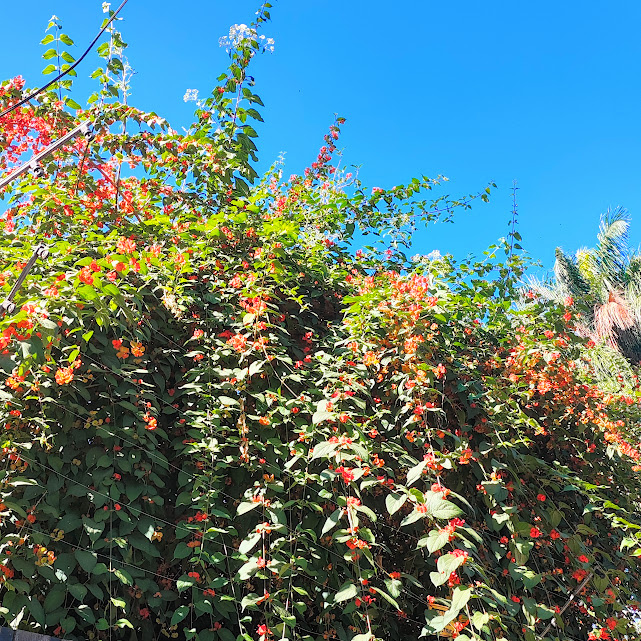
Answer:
[527,207,641,367]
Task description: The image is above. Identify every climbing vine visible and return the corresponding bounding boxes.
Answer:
[0,5,640,641]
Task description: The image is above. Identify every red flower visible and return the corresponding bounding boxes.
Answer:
[530,527,542,538]
[188,572,200,581]
[334,466,355,483]
[550,529,561,540]
[78,266,94,285]
[117,236,137,254]
[536,493,546,501]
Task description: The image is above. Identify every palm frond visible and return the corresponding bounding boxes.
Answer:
[553,248,592,300]
[594,206,630,288]
[521,276,563,305]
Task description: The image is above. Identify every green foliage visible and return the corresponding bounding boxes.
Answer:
[0,7,640,641]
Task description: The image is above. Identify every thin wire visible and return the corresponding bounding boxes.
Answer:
[0,0,130,121]
[9,449,434,635]
[17,396,440,632]
[68,322,442,559]
[15,306,633,597]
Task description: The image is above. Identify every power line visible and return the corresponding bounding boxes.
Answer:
[0,0,129,121]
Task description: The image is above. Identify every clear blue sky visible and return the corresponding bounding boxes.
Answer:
[3,1,641,273]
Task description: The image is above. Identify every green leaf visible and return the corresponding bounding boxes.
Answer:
[239,531,262,555]
[194,600,214,615]
[450,586,472,613]
[115,618,134,629]
[437,552,467,576]
[406,460,426,487]
[177,576,195,593]
[96,619,110,631]
[371,586,400,610]
[431,499,464,520]
[68,584,88,601]
[171,605,190,626]
[114,568,133,585]
[400,509,423,527]
[310,440,339,460]
[74,550,97,573]
[334,581,358,603]
[312,400,335,425]
[237,500,260,516]
[64,96,82,110]
[429,570,448,587]
[27,597,45,627]
[321,508,343,535]
[75,604,96,623]
[216,630,236,641]
[419,528,451,554]
[471,611,490,630]
[385,492,407,515]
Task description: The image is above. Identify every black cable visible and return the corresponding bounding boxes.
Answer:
[0,0,129,121]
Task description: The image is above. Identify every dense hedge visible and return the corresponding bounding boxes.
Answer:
[1,6,640,641]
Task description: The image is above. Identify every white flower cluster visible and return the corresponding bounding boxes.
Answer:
[218,24,275,53]
[183,88,199,103]
[411,250,442,264]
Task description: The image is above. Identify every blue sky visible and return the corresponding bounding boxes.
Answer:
[3,1,641,273]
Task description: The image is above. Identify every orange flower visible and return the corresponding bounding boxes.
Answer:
[130,341,145,357]
[116,346,130,360]
[363,351,379,367]
[78,267,94,285]
[55,367,74,385]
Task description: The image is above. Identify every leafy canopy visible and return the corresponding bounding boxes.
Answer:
[0,5,640,641]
